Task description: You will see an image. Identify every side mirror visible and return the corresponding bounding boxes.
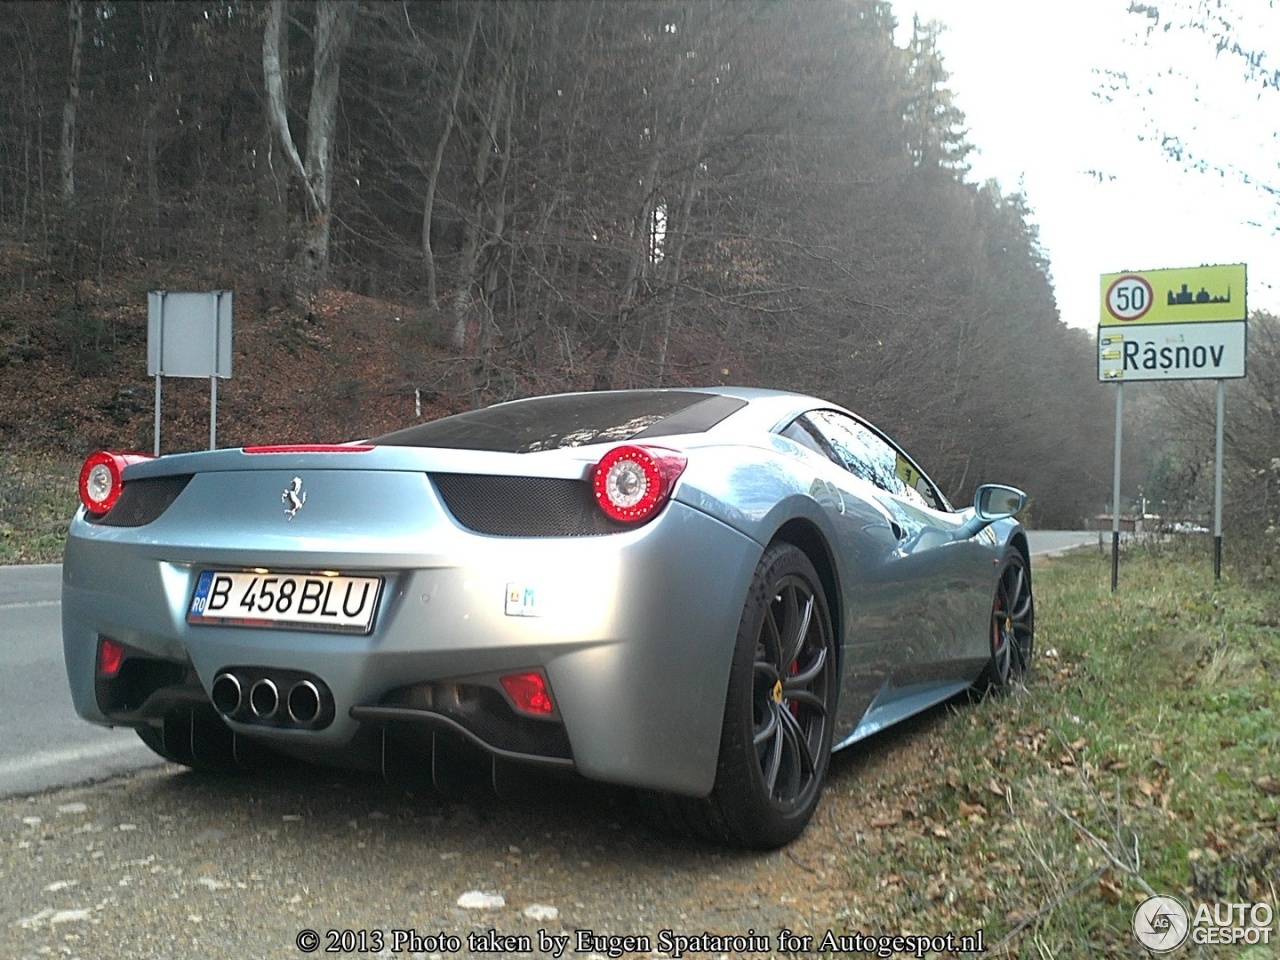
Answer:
[975,484,1026,521]
[955,484,1026,540]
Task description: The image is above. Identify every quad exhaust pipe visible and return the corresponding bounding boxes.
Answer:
[286,680,323,725]
[211,669,334,729]
[249,678,279,719]
[211,672,242,715]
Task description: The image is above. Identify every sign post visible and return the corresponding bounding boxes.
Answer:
[1111,382,1123,592]
[147,290,233,453]
[1097,264,1247,586]
[1214,381,1225,579]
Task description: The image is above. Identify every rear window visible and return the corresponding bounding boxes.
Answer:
[370,391,746,453]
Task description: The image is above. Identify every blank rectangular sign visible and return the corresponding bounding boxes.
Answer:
[147,290,232,378]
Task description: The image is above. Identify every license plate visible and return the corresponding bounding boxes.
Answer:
[187,570,383,634]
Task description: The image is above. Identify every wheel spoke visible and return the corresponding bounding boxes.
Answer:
[763,603,783,662]
[781,588,814,668]
[778,705,817,776]
[783,689,826,715]
[758,706,784,795]
[784,645,827,691]
[753,705,779,747]
[1010,590,1033,624]
[1006,567,1027,610]
[1009,636,1028,676]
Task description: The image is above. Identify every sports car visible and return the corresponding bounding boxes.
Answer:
[63,387,1033,848]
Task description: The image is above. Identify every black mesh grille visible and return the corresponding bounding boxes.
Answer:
[431,474,627,537]
[87,475,192,527]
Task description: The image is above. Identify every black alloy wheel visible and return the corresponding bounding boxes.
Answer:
[671,542,837,849]
[984,550,1035,689]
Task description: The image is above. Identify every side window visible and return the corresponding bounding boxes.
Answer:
[805,410,942,510]
[779,417,841,465]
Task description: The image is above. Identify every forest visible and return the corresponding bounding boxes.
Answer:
[1,0,1269,536]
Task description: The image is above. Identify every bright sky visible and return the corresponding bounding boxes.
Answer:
[893,0,1278,330]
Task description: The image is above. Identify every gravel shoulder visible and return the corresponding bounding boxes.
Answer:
[1,719,946,960]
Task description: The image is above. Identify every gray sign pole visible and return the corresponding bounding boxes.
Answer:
[1213,379,1225,580]
[1111,382,1124,592]
[210,290,224,450]
[153,290,166,456]
[154,373,163,456]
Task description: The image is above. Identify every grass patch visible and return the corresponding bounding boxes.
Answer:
[828,543,1279,957]
[0,449,78,564]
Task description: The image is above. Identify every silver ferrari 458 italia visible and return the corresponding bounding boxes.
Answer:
[63,387,1033,848]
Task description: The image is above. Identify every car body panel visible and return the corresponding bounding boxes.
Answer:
[63,387,1027,800]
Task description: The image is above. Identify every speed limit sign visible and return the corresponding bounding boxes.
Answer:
[1105,275,1154,321]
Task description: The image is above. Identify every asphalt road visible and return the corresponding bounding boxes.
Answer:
[0,565,162,797]
[0,530,1098,801]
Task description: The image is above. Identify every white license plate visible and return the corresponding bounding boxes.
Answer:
[187,570,383,634]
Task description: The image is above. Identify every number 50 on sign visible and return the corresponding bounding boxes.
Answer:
[1105,275,1153,321]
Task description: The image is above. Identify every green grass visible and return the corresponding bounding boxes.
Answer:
[0,450,79,564]
[829,543,1279,957]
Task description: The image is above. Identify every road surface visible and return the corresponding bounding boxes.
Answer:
[0,564,161,797]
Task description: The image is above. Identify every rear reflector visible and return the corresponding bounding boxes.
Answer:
[500,671,555,716]
[242,444,373,454]
[97,636,125,677]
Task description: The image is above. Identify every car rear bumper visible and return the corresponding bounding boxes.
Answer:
[62,500,760,795]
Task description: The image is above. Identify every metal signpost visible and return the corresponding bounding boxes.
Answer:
[147,290,233,454]
[1097,264,1247,588]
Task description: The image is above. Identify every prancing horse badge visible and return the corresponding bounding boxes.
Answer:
[282,477,306,520]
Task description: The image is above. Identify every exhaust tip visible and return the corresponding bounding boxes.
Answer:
[211,673,243,716]
[248,678,280,719]
[286,680,323,725]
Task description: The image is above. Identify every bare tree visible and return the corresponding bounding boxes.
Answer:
[263,0,357,297]
[1111,2,1278,228]
[139,1,174,248]
[58,0,82,201]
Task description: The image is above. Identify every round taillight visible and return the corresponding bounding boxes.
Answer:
[591,445,687,524]
[78,451,147,515]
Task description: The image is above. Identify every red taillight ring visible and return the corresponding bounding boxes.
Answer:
[79,452,123,515]
[78,451,152,515]
[591,444,687,524]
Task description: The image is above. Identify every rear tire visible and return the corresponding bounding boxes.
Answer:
[669,542,837,849]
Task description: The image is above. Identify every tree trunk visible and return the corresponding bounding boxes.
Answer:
[262,0,356,299]
[595,147,662,391]
[449,14,517,354]
[140,2,173,253]
[422,5,480,307]
[59,0,84,202]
